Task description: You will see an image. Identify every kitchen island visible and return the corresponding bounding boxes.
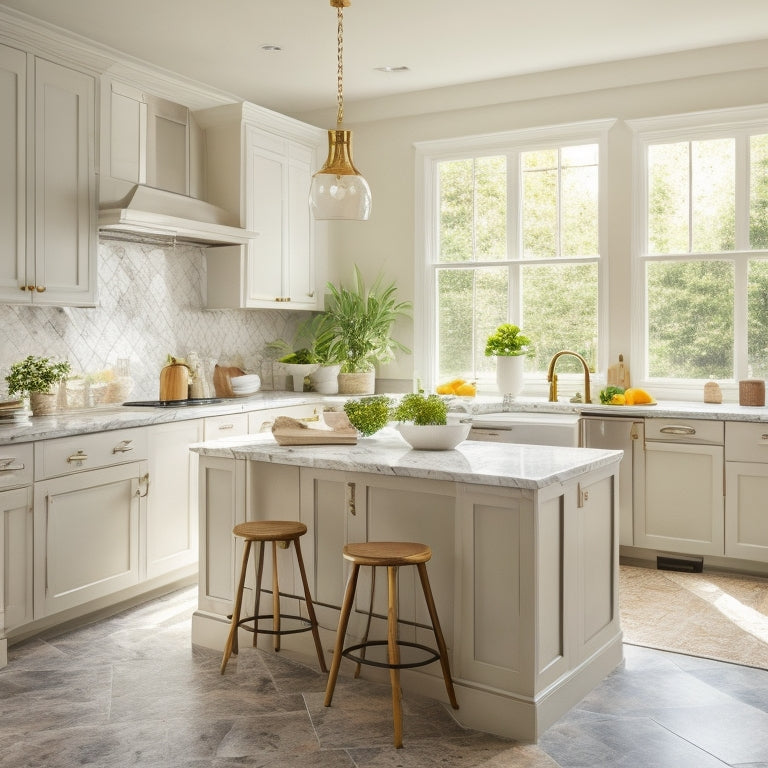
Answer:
[190,429,623,741]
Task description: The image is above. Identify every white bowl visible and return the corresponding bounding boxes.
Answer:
[396,422,471,450]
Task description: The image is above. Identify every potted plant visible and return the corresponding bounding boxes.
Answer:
[266,313,344,393]
[343,395,393,437]
[324,266,411,395]
[484,324,532,398]
[5,355,71,416]
[391,392,470,450]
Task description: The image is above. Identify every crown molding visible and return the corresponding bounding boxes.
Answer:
[0,6,238,110]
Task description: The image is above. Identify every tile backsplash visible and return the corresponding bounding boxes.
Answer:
[0,240,307,403]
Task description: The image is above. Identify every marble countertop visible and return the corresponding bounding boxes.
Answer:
[0,391,329,445]
[189,427,623,490]
[2,391,767,445]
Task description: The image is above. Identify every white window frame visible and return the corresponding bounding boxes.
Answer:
[414,119,614,395]
[629,105,768,400]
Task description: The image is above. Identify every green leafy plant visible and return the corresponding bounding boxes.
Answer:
[343,395,393,436]
[484,324,532,357]
[5,355,72,396]
[324,266,412,373]
[266,313,343,366]
[391,392,448,425]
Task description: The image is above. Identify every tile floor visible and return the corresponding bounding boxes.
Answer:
[2,586,767,767]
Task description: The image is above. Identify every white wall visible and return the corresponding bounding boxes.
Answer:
[302,40,768,386]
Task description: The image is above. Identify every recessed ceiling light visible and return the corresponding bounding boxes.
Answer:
[260,44,283,52]
[374,65,410,73]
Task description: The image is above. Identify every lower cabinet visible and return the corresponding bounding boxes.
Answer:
[146,420,204,579]
[33,461,148,617]
[635,420,724,556]
[1,486,33,633]
[725,421,768,563]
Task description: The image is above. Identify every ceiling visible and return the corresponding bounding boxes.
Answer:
[2,0,768,116]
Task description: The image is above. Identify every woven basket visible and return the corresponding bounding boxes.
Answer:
[739,379,765,406]
[337,371,375,395]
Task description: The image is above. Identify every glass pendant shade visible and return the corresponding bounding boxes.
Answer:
[309,129,372,220]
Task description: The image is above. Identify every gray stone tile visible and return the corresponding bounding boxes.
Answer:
[539,716,730,768]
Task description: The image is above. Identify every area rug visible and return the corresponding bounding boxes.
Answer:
[619,564,768,669]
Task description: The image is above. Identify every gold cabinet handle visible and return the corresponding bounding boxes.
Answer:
[36,285,46,292]
[0,457,23,471]
[112,440,134,454]
[217,423,235,430]
[346,481,356,515]
[66,450,88,464]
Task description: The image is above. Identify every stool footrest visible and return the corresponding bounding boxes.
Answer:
[342,639,440,670]
[237,613,315,637]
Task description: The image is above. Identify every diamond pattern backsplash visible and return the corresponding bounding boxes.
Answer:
[0,241,307,402]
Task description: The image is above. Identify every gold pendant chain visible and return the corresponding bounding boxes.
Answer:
[336,5,344,126]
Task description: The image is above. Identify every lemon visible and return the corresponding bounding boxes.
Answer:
[609,393,626,405]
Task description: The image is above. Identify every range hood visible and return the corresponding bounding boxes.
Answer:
[98,185,258,246]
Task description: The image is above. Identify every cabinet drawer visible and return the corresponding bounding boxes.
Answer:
[0,443,33,489]
[725,421,768,463]
[34,428,147,479]
[645,418,723,445]
[203,413,249,440]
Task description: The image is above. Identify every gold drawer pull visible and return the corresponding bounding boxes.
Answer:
[218,424,234,430]
[113,440,134,453]
[0,458,23,471]
[66,450,88,464]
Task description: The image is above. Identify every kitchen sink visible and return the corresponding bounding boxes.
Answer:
[466,412,581,447]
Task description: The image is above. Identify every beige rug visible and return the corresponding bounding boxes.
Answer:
[619,564,768,669]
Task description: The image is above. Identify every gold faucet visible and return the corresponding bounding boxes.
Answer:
[547,350,592,404]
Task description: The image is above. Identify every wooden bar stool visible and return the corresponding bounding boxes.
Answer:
[324,541,459,748]
[220,520,327,674]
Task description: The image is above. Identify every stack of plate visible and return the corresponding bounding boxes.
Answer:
[230,374,261,397]
[0,398,31,426]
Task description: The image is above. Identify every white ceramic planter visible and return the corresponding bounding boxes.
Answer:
[396,422,471,450]
[280,363,319,392]
[496,355,524,398]
[309,364,341,395]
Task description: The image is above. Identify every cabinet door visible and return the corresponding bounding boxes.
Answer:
[34,461,147,617]
[0,44,26,302]
[146,420,203,579]
[0,486,33,633]
[637,442,724,555]
[725,462,768,562]
[33,58,96,306]
[286,143,316,307]
[244,127,286,305]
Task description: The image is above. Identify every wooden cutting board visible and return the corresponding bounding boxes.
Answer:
[607,354,630,389]
[213,364,247,397]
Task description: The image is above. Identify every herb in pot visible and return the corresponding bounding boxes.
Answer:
[392,393,448,425]
[343,395,393,437]
[5,355,71,396]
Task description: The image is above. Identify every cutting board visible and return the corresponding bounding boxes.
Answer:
[213,364,247,397]
[607,354,630,389]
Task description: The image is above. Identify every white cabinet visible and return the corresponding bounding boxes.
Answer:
[0,444,34,637]
[196,102,326,309]
[203,412,249,440]
[146,420,204,579]
[725,422,768,563]
[0,45,97,306]
[636,418,724,556]
[33,429,148,617]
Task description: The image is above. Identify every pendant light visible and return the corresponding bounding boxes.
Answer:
[309,0,372,221]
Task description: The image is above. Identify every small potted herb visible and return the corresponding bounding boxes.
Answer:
[392,393,470,450]
[484,324,532,398]
[343,395,393,437]
[5,355,71,415]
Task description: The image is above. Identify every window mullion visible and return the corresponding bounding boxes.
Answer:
[735,131,750,250]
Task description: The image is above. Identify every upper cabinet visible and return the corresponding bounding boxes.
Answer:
[0,44,97,306]
[196,103,327,310]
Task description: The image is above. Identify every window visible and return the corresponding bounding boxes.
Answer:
[415,121,612,393]
[631,107,768,386]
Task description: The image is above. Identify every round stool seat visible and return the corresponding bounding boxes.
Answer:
[342,541,431,566]
[233,520,307,542]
